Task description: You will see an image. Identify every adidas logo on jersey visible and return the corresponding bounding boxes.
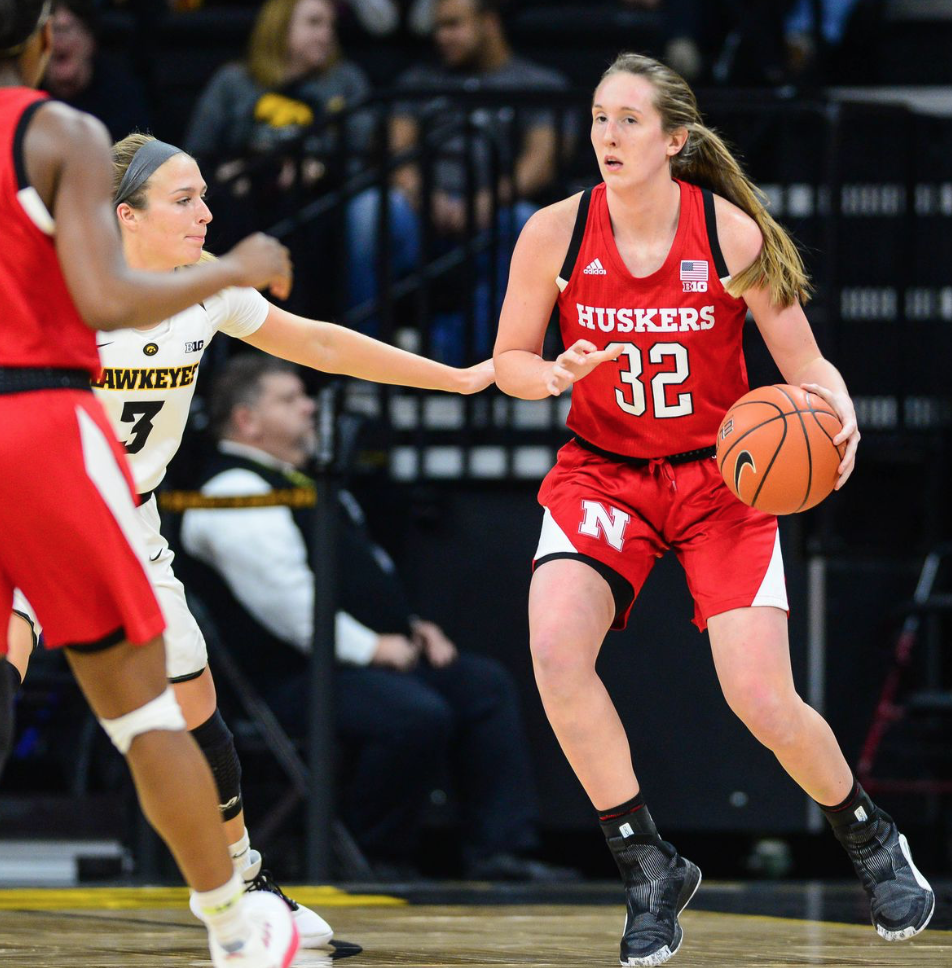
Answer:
[583,258,607,275]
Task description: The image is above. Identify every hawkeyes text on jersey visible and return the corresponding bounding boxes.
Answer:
[92,286,269,493]
[92,363,199,391]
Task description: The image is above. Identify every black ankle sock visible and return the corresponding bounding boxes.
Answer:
[598,792,644,823]
[598,792,660,843]
[818,779,877,830]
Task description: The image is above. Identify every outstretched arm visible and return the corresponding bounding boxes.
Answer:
[242,305,494,394]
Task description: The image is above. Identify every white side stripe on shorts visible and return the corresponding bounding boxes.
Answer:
[751,527,788,611]
[76,406,152,570]
[534,507,579,559]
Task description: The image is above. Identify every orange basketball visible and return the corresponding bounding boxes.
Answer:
[716,384,845,515]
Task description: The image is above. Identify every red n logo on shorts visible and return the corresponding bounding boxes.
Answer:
[578,500,630,552]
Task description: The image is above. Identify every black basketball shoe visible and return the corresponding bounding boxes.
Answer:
[835,807,934,941]
[613,839,702,966]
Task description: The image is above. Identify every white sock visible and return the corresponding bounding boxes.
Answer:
[192,871,249,952]
[228,828,251,872]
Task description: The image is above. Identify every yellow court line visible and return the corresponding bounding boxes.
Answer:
[0,889,945,939]
[0,886,406,911]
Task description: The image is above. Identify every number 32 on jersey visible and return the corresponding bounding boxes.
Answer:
[609,341,693,419]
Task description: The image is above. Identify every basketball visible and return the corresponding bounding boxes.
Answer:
[716,384,845,515]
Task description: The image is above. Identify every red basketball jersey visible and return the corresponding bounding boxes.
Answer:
[0,88,100,375]
[556,180,750,457]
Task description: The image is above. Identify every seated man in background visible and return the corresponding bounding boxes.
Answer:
[180,354,573,880]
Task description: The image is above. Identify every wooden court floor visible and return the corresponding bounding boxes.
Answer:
[0,885,949,967]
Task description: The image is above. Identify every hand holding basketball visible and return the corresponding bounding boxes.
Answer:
[799,382,860,488]
[546,340,624,396]
[716,384,850,515]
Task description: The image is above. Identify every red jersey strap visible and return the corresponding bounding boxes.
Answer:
[556,188,593,291]
[700,188,730,281]
[12,98,48,191]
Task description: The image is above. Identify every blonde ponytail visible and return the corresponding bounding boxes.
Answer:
[600,53,811,308]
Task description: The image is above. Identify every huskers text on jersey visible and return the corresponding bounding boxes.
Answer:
[574,304,716,334]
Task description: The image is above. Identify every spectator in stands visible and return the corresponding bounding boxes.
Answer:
[183,0,373,313]
[347,0,569,361]
[338,0,400,35]
[41,0,151,139]
[619,0,703,80]
[184,0,371,178]
[335,0,450,37]
[707,0,799,86]
[784,0,864,80]
[180,354,576,881]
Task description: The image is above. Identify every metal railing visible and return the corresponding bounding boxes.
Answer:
[197,86,952,547]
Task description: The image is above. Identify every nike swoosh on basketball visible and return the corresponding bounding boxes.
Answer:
[733,451,755,493]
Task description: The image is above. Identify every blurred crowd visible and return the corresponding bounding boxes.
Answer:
[41,0,884,358]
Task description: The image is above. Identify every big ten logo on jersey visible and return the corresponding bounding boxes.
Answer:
[680,259,708,293]
[185,340,204,353]
[578,500,630,552]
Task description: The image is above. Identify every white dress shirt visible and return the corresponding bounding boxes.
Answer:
[180,440,378,665]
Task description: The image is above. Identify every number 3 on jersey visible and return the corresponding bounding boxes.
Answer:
[120,401,164,453]
[609,341,693,419]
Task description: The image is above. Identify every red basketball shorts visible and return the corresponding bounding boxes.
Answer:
[535,440,787,631]
[0,390,165,651]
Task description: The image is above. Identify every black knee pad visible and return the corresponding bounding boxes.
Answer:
[191,708,243,821]
[0,661,22,778]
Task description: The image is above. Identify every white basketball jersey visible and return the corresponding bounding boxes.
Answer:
[93,286,269,492]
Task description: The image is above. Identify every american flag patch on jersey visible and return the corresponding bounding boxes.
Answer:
[680,260,709,281]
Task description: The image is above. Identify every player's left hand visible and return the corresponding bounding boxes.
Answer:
[801,382,860,488]
[457,359,495,394]
[546,340,624,396]
[412,620,458,668]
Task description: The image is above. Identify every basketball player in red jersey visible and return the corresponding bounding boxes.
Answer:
[494,52,933,965]
[0,4,299,966]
